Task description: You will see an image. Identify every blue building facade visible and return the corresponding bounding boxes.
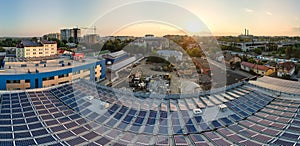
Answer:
[0,59,106,90]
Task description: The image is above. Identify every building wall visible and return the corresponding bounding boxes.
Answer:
[277,67,295,77]
[0,60,106,90]
[241,65,251,72]
[16,43,57,58]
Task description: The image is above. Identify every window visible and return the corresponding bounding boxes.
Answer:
[6,80,20,84]
[25,79,30,83]
[42,76,54,81]
[39,52,43,54]
[33,49,36,51]
[73,70,80,75]
[33,52,36,55]
[58,74,69,78]
[26,49,30,51]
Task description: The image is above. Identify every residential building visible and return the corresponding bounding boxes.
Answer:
[224,53,241,64]
[157,50,183,61]
[47,33,60,40]
[16,40,57,58]
[60,28,81,43]
[60,29,71,41]
[277,62,296,77]
[83,34,98,44]
[192,58,211,75]
[241,62,275,76]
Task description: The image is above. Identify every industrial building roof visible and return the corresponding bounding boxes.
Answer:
[0,78,299,145]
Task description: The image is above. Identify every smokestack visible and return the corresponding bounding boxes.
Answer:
[245,29,247,35]
[247,30,249,35]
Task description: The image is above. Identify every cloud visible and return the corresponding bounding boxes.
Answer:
[266,11,272,16]
[244,8,254,13]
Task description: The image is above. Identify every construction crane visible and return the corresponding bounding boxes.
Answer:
[80,26,96,34]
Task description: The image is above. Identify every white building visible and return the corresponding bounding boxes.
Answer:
[157,50,183,61]
[277,62,296,77]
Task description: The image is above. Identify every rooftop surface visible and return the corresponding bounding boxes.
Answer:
[0,57,102,74]
[0,78,299,145]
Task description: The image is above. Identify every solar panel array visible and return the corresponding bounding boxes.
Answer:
[250,76,300,95]
[0,79,299,146]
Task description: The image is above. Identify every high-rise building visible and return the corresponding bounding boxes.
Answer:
[47,33,60,40]
[60,29,71,41]
[83,34,98,44]
[71,28,81,43]
[60,28,81,43]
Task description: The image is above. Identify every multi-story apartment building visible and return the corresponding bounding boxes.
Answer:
[60,28,81,43]
[16,40,57,58]
[47,33,60,40]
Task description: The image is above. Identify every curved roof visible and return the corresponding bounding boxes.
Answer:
[0,78,299,145]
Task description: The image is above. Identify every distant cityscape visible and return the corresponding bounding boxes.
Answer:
[0,26,300,91]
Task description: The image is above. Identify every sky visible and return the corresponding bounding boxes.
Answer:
[0,0,300,37]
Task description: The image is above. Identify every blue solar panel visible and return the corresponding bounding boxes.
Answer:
[123,115,134,123]
[129,125,141,132]
[14,131,31,138]
[128,109,137,115]
[36,135,56,144]
[230,114,242,121]
[220,117,233,125]
[172,118,181,125]
[106,119,118,127]
[149,110,157,118]
[194,116,202,123]
[144,125,154,134]
[28,123,43,129]
[31,129,49,137]
[138,110,147,117]
[15,139,36,145]
[173,126,184,134]
[117,122,128,129]
[0,114,11,119]
[146,118,156,125]
[0,141,13,145]
[133,117,144,125]
[0,120,11,125]
[95,137,110,145]
[13,125,28,131]
[158,126,168,135]
[199,123,211,131]
[114,113,123,120]
[186,124,197,133]
[0,133,13,139]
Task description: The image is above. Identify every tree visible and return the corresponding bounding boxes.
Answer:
[253,48,262,55]
[31,37,38,42]
[284,46,292,58]
[68,37,74,43]
[187,48,202,57]
[0,47,5,52]
[62,40,68,45]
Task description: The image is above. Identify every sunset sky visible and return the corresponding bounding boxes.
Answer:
[0,0,300,37]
